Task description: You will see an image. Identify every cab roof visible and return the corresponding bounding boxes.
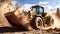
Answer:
[31,5,44,8]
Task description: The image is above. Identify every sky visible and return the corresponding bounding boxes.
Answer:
[11,0,60,12]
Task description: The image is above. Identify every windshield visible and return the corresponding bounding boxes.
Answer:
[32,7,43,16]
[39,8,43,15]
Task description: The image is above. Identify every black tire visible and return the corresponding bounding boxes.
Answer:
[31,17,43,30]
[46,17,54,26]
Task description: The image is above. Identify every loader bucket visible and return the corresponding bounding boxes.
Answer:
[4,12,29,31]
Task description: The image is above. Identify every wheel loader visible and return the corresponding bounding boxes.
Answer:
[4,5,54,30]
[27,5,54,30]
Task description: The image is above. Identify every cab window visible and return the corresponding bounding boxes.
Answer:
[32,8,36,12]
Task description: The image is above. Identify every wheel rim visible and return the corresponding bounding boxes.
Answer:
[36,17,43,29]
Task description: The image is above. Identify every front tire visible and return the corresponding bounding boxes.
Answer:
[31,17,43,30]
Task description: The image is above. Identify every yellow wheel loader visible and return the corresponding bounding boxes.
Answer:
[28,5,54,30]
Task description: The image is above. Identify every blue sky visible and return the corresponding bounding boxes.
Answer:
[17,0,59,6]
[11,0,60,12]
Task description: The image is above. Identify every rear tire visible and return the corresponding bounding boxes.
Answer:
[46,17,54,27]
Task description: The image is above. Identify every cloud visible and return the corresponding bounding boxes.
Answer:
[39,1,49,5]
[43,5,52,9]
[11,1,17,5]
[44,5,52,12]
[49,4,60,13]
[55,4,60,8]
[21,4,36,11]
[21,4,31,11]
[11,0,17,7]
[50,4,60,12]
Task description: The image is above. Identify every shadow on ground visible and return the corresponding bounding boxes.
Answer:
[0,27,28,33]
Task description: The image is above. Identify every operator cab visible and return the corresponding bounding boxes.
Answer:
[31,5,44,17]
